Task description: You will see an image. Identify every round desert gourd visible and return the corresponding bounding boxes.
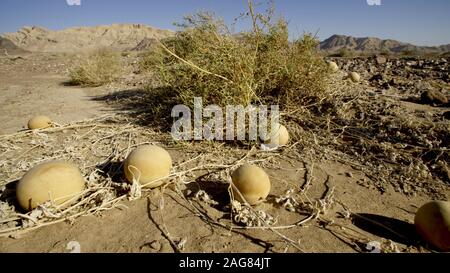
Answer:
[124,145,172,188]
[264,123,289,148]
[231,164,271,205]
[414,201,450,251]
[327,61,339,72]
[16,161,86,211]
[28,115,52,130]
[348,72,361,83]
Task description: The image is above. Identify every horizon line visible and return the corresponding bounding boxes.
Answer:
[1,23,449,48]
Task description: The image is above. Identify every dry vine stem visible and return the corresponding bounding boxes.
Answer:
[0,115,167,237]
[229,182,305,252]
[0,118,279,240]
[156,40,233,83]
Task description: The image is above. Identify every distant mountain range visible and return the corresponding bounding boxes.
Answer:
[2,25,450,56]
[1,24,173,53]
[320,34,450,55]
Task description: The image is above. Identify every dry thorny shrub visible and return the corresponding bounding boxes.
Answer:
[144,1,330,109]
[68,48,121,87]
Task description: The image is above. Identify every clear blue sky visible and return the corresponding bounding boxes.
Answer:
[1,0,449,46]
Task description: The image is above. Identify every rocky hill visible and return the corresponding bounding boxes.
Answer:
[0,37,29,55]
[1,24,174,53]
[4,25,450,56]
[320,34,450,54]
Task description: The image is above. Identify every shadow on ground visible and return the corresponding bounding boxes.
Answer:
[184,172,230,212]
[90,87,178,131]
[90,87,257,149]
[0,180,26,213]
[351,213,420,246]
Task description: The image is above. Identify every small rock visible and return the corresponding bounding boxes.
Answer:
[376,56,387,65]
[420,90,448,105]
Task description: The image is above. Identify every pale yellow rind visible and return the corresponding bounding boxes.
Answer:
[124,145,172,188]
[16,161,86,211]
[28,115,52,130]
[231,164,271,205]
